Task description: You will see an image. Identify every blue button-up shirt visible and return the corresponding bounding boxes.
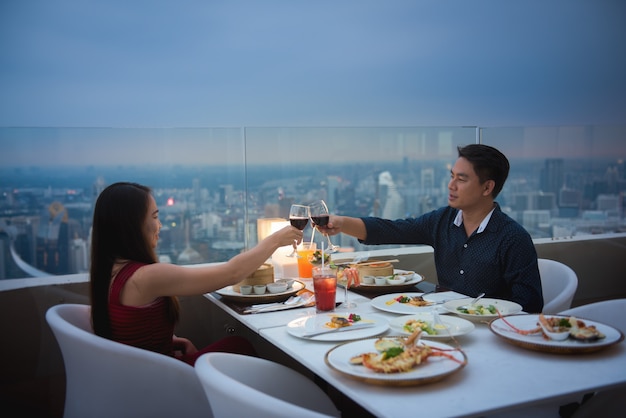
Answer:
[360,203,544,313]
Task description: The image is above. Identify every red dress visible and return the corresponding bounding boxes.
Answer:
[109,261,256,365]
[109,262,175,357]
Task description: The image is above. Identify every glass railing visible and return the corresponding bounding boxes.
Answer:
[1,125,624,279]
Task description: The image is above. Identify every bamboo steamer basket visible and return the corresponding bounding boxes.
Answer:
[356,262,394,279]
[233,263,274,293]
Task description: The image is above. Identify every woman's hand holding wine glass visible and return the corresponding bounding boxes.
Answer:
[287,204,310,257]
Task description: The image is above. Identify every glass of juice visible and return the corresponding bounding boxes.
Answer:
[312,266,337,313]
[296,242,316,279]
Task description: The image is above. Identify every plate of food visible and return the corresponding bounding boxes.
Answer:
[389,313,475,339]
[324,334,467,386]
[370,292,447,314]
[489,314,624,354]
[340,269,425,293]
[442,297,523,322]
[215,280,305,303]
[287,313,389,341]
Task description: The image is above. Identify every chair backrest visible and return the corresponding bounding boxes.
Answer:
[538,258,578,314]
[561,298,626,417]
[559,298,626,334]
[46,304,211,418]
[194,352,341,418]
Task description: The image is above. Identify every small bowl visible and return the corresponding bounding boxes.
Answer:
[386,275,406,285]
[253,285,267,295]
[267,282,288,294]
[374,276,387,285]
[362,275,376,285]
[433,323,450,335]
[395,271,415,280]
[540,322,570,341]
[240,285,252,295]
[276,278,295,289]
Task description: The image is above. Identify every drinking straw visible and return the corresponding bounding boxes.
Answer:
[321,242,325,269]
[309,227,316,247]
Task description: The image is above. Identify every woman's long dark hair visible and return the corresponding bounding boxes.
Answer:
[90,182,179,338]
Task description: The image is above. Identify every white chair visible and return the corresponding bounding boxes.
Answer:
[560,299,626,417]
[46,304,211,418]
[194,352,341,418]
[538,258,578,314]
[559,298,626,333]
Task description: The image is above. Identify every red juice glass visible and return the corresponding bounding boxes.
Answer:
[312,266,337,313]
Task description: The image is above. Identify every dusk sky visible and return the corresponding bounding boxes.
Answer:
[1,1,625,165]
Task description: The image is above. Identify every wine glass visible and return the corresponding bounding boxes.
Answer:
[337,253,368,310]
[287,204,310,257]
[337,267,358,310]
[309,199,340,253]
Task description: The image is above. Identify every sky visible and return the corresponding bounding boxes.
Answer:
[1,0,625,130]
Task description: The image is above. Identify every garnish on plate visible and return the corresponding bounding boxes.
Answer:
[499,313,606,342]
[403,319,438,335]
[348,331,466,373]
[386,295,432,307]
[457,304,497,315]
[308,250,334,266]
[326,313,363,329]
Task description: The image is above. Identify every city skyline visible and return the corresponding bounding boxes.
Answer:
[1,151,624,279]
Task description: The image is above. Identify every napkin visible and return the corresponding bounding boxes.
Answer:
[243,292,315,314]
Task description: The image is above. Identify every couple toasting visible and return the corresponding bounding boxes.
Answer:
[90,143,542,366]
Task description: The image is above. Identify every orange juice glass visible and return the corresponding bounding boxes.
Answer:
[296,242,316,278]
[312,266,337,313]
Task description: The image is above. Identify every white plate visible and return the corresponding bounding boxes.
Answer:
[489,314,624,354]
[389,313,475,338]
[324,338,467,386]
[370,292,447,314]
[215,280,305,303]
[345,270,424,292]
[442,298,523,322]
[287,314,389,342]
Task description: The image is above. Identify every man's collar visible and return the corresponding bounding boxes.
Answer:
[453,206,497,233]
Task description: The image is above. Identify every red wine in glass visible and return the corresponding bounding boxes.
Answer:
[309,200,339,252]
[290,217,309,230]
[311,215,329,227]
[287,204,310,257]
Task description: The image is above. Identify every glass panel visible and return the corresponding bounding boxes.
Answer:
[481,125,626,239]
[0,127,245,277]
[244,126,477,252]
[1,125,624,280]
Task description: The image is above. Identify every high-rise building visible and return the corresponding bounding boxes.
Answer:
[35,202,70,275]
[540,159,564,202]
[559,188,582,218]
[378,171,404,219]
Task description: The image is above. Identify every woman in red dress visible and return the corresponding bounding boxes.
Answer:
[90,182,302,365]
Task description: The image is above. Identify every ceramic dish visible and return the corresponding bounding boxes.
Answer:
[342,270,424,293]
[287,314,389,342]
[267,282,289,293]
[324,338,467,386]
[370,292,447,314]
[442,298,523,322]
[489,314,624,354]
[389,313,475,339]
[215,280,305,303]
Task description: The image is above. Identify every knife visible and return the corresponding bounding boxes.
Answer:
[302,322,376,338]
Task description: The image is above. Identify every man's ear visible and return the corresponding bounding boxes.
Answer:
[483,179,495,196]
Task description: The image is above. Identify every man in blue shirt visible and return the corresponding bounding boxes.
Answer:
[320,144,543,313]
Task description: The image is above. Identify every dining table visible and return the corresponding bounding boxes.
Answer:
[204,276,626,418]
